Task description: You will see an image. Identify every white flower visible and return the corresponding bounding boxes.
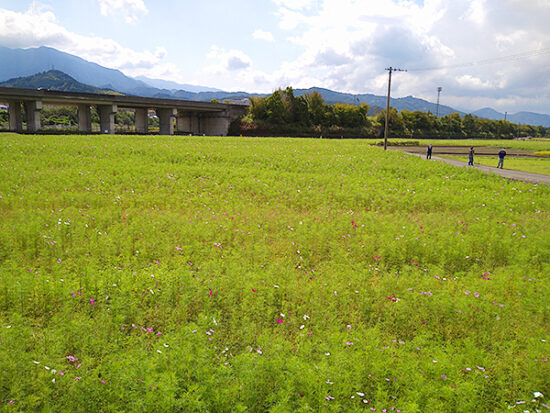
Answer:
[534,391,544,398]
[356,392,365,397]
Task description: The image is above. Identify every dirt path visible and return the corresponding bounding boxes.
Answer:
[404,152,550,185]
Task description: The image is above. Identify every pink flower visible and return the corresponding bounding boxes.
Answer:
[209,290,213,296]
[276,318,284,324]
[346,342,354,346]
[90,298,95,308]
[58,371,64,376]
[74,377,81,381]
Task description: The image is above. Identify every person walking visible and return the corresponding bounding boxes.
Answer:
[497,148,506,168]
[468,147,475,166]
[426,144,433,159]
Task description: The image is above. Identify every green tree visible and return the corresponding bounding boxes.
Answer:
[306,90,328,126]
[265,90,286,124]
[376,108,407,136]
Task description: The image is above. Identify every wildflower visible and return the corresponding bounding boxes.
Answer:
[90,298,95,308]
[346,342,354,346]
[441,374,447,380]
[357,392,365,397]
[534,391,544,398]
[75,377,81,381]
[276,319,284,324]
[325,396,335,401]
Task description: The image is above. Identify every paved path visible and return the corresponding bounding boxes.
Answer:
[405,152,550,185]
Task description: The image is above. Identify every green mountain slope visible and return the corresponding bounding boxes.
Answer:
[0,70,120,95]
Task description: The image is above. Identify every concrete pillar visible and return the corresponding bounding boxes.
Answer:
[77,104,92,132]
[8,100,23,132]
[176,111,200,134]
[98,104,117,134]
[202,111,231,136]
[135,108,148,134]
[157,108,176,135]
[24,100,42,132]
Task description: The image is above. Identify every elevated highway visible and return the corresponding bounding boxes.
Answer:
[0,87,247,135]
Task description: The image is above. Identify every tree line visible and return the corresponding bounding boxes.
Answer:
[230,87,549,138]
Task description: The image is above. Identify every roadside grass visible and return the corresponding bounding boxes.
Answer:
[0,134,548,412]
[439,155,550,175]
[379,138,550,152]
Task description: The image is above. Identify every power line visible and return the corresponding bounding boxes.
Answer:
[408,46,550,73]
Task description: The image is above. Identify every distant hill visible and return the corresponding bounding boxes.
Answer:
[0,46,548,126]
[472,107,504,120]
[134,76,221,93]
[0,45,153,94]
[0,70,120,94]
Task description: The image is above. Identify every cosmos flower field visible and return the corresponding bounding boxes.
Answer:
[0,134,548,412]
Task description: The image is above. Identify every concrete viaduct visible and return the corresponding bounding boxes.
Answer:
[0,87,247,135]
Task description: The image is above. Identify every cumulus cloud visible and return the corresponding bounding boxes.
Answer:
[253,29,275,42]
[206,46,252,72]
[97,0,148,23]
[0,5,177,79]
[268,0,550,113]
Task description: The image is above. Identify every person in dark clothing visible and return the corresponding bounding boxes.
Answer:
[468,147,474,166]
[497,149,506,168]
[426,144,433,159]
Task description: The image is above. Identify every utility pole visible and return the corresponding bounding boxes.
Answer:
[384,67,406,150]
[436,87,442,117]
[504,111,507,121]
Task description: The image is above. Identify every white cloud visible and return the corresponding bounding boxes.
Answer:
[456,75,492,90]
[266,0,550,114]
[0,5,175,79]
[253,29,275,42]
[206,46,252,72]
[97,0,148,23]
[273,0,314,11]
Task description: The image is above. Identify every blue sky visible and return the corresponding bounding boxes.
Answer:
[1,0,549,114]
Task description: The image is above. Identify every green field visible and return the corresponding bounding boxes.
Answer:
[0,134,548,412]
[439,156,550,176]
[380,138,550,152]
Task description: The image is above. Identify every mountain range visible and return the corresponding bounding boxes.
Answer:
[0,45,549,127]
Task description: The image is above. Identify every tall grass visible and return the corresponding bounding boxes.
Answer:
[0,134,548,412]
